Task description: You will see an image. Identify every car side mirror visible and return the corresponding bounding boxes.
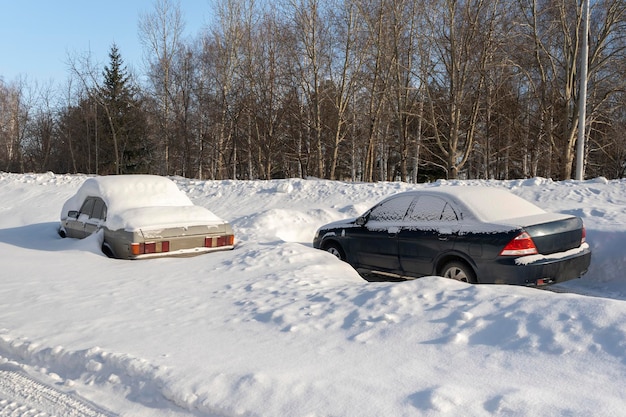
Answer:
[67,210,79,219]
[356,216,367,226]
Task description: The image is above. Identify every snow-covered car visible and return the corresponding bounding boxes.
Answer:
[58,175,234,259]
[313,187,591,286]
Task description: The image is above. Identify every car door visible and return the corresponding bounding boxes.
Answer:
[64,197,106,238]
[350,194,416,273]
[63,198,94,238]
[83,197,107,236]
[398,195,460,276]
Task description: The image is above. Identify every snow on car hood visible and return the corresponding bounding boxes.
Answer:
[317,217,358,231]
[106,205,225,231]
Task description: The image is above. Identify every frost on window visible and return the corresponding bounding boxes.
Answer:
[441,203,458,221]
[407,196,458,222]
[368,195,415,222]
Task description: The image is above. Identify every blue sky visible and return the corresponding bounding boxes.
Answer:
[0,1,212,84]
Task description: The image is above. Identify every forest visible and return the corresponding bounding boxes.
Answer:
[1,0,625,182]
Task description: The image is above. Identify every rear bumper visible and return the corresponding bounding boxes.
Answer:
[129,245,235,260]
[477,245,592,286]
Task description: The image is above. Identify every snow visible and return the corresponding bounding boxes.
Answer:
[107,205,224,231]
[1,172,626,416]
[437,186,547,222]
[61,175,225,231]
[62,175,194,214]
[514,242,590,265]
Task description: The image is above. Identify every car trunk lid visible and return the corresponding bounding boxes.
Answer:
[523,216,584,255]
[496,212,584,255]
[140,223,226,239]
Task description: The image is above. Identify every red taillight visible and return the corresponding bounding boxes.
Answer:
[130,241,170,256]
[205,235,235,248]
[144,242,157,254]
[500,232,538,256]
[581,227,586,244]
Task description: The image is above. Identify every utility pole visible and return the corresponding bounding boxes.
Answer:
[575,0,590,180]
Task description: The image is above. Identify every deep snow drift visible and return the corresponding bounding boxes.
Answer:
[0,172,625,416]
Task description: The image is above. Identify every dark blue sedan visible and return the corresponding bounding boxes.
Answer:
[313,187,591,286]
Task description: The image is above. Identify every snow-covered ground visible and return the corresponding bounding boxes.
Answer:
[0,172,625,416]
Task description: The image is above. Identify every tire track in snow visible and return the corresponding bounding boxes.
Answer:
[0,367,116,417]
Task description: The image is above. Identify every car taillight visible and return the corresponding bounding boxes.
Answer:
[581,227,586,244]
[131,243,142,256]
[145,242,157,254]
[205,235,235,248]
[500,232,538,256]
[131,241,170,256]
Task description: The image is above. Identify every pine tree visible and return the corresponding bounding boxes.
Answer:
[97,44,149,174]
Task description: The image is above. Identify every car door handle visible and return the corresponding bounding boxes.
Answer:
[388,226,400,237]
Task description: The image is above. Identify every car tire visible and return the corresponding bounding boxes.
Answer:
[58,228,66,238]
[441,260,476,284]
[324,242,346,262]
[101,244,115,258]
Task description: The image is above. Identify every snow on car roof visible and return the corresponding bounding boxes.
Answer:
[61,175,226,230]
[436,186,546,222]
[399,186,548,223]
[72,175,194,212]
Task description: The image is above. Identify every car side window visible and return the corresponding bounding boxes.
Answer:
[91,198,107,220]
[441,202,458,221]
[78,197,107,221]
[406,195,458,222]
[78,198,96,220]
[368,195,415,222]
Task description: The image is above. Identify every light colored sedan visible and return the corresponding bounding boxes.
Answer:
[59,175,234,259]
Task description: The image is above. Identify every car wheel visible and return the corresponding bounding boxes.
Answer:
[441,261,476,284]
[324,242,346,261]
[58,228,66,238]
[101,244,115,258]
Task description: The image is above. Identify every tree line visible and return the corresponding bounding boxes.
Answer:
[1,0,625,182]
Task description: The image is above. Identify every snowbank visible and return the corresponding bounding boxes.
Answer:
[0,172,625,416]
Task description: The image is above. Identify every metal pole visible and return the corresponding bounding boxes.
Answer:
[575,0,590,181]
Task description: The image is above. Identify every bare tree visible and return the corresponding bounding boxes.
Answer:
[288,0,330,178]
[321,0,367,180]
[139,0,185,175]
[515,0,626,179]
[0,77,31,172]
[354,0,393,181]
[200,0,254,179]
[423,0,503,179]
[386,0,423,181]
[23,81,56,171]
